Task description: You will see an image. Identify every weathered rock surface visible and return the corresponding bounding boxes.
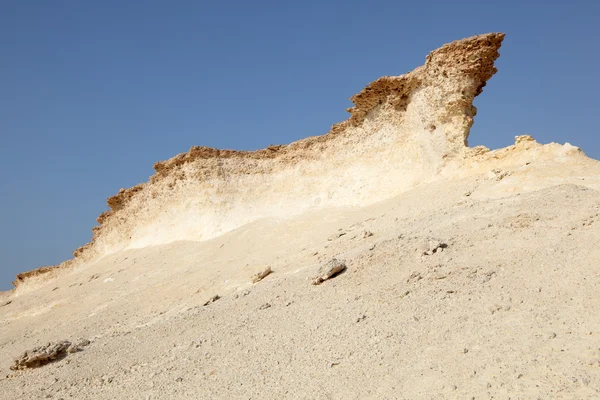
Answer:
[2,33,600,400]
[10,340,90,371]
[312,258,347,285]
[12,33,522,292]
[251,267,272,284]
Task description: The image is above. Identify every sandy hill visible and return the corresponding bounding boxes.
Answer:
[1,33,600,399]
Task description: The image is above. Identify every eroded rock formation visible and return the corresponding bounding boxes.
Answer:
[17,32,580,291]
[84,33,503,252]
[10,339,90,370]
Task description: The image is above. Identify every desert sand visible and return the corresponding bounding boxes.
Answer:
[1,33,600,399]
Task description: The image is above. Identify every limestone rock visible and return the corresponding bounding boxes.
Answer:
[312,258,347,285]
[11,341,72,370]
[251,267,272,283]
[11,33,507,290]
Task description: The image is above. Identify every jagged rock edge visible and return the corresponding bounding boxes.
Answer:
[11,33,506,290]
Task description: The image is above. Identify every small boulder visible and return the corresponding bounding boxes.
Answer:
[203,295,220,306]
[312,258,347,285]
[251,267,272,283]
[421,239,448,256]
[11,341,72,370]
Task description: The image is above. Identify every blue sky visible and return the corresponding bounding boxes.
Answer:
[1,1,598,290]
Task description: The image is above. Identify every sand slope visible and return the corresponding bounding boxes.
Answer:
[2,33,600,399]
[2,171,600,399]
[13,33,507,289]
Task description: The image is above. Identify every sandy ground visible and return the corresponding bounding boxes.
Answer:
[3,34,600,400]
[1,160,600,399]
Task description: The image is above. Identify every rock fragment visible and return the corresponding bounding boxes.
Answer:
[312,258,347,285]
[203,295,221,306]
[422,239,448,256]
[328,232,347,241]
[251,267,272,283]
[11,340,72,370]
[68,339,91,353]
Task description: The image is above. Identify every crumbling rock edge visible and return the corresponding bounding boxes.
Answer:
[10,339,91,371]
[8,32,593,294]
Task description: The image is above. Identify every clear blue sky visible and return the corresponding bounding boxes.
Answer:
[1,1,598,290]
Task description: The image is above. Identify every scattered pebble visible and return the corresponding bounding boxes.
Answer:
[312,258,347,285]
[10,339,90,370]
[422,239,448,256]
[328,232,347,241]
[203,295,221,306]
[251,267,272,283]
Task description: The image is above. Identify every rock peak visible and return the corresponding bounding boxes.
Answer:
[14,33,507,290]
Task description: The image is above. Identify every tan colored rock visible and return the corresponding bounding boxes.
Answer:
[2,33,600,400]
[312,258,347,285]
[203,294,220,306]
[9,33,508,291]
[8,33,597,303]
[11,341,71,370]
[251,267,272,283]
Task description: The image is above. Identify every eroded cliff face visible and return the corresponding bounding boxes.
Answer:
[15,32,521,289]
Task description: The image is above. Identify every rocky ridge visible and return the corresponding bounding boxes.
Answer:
[9,33,594,297]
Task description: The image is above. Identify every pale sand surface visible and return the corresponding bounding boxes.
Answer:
[1,163,600,399]
[2,33,600,399]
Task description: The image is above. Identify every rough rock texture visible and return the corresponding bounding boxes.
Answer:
[9,339,91,371]
[3,33,600,399]
[312,258,347,285]
[251,267,272,284]
[10,341,72,370]
[11,33,508,291]
[7,32,596,298]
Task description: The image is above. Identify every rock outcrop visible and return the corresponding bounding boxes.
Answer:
[10,340,90,370]
[11,32,590,292]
